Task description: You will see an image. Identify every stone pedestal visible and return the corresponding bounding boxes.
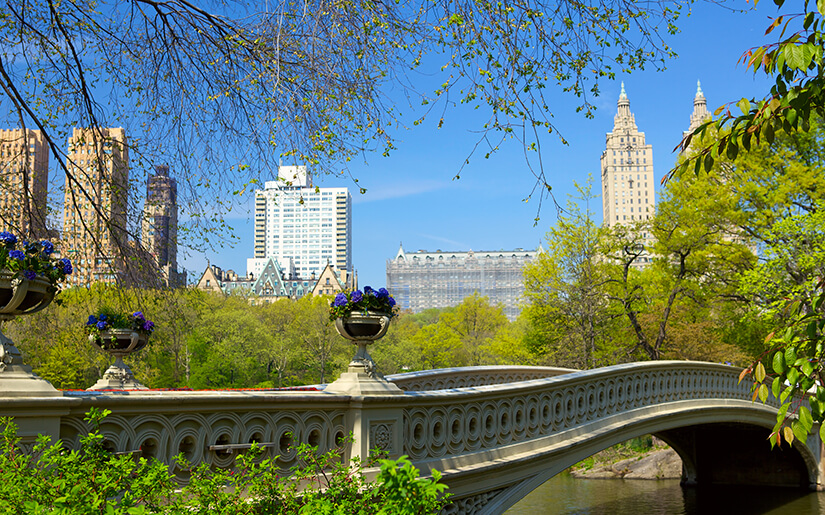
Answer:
[0,275,59,397]
[325,365,403,395]
[87,331,149,390]
[0,329,59,398]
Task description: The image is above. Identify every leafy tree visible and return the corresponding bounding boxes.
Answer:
[675,0,825,446]
[292,295,348,384]
[0,0,688,279]
[371,315,428,375]
[439,293,509,367]
[522,181,619,368]
[602,164,755,361]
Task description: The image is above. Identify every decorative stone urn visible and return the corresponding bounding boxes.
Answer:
[0,273,60,397]
[88,329,150,390]
[326,311,402,395]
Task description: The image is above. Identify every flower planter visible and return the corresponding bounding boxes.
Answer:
[0,273,60,397]
[90,329,150,354]
[88,330,151,390]
[326,310,402,395]
[334,311,392,342]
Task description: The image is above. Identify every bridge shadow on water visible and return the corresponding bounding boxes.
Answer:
[505,475,825,515]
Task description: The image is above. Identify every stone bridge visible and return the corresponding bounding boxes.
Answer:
[2,361,820,515]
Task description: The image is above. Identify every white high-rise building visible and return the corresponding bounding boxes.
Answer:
[248,165,352,280]
[600,83,655,229]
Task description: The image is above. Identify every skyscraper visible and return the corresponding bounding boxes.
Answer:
[142,164,181,287]
[248,165,352,280]
[0,129,49,237]
[600,83,655,229]
[62,127,129,286]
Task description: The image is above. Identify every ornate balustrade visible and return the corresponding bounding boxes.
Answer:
[386,366,575,391]
[2,390,349,484]
[395,362,761,462]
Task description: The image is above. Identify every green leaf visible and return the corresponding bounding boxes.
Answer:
[773,351,786,374]
[793,420,809,444]
[818,0,825,15]
[820,422,825,442]
[755,362,767,383]
[737,97,752,115]
[800,405,814,430]
[726,141,739,160]
[758,383,769,403]
[786,346,797,365]
[772,376,782,398]
[802,360,814,377]
[777,402,790,422]
[787,367,799,385]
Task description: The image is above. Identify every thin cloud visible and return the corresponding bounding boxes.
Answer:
[417,234,469,249]
[352,180,451,203]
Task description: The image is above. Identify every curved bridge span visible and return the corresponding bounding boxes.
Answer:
[387,362,823,514]
[2,362,821,515]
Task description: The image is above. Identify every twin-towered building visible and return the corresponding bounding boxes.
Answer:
[390,82,713,317]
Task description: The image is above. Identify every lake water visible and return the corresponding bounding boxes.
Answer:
[504,473,825,514]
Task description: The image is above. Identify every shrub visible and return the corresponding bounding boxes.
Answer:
[0,408,449,514]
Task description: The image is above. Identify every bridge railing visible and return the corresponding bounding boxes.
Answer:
[386,366,576,391]
[390,361,759,463]
[1,361,765,488]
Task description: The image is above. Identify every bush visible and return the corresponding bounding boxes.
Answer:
[0,408,449,514]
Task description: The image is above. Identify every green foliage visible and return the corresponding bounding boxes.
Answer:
[676,0,825,180]
[0,411,449,514]
[522,179,621,368]
[744,286,825,448]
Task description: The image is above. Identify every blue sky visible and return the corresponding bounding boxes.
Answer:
[180,1,780,288]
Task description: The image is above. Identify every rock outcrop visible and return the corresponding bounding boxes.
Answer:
[571,448,682,480]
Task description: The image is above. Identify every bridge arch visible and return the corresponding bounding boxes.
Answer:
[481,405,818,515]
[390,362,823,515]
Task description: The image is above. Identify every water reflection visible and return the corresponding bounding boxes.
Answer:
[504,474,825,515]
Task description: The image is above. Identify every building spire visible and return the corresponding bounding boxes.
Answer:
[614,82,634,130]
[686,79,710,135]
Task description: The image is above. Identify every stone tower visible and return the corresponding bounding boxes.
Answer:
[600,83,655,229]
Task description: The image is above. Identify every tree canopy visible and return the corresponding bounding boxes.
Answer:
[0,0,687,264]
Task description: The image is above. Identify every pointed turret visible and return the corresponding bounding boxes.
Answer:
[685,80,711,140]
[613,82,637,133]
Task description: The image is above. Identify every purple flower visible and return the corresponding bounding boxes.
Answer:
[142,321,154,332]
[23,270,35,280]
[86,315,97,326]
[388,297,396,307]
[96,320,107,330]
[8,250,24,261]
[99,314,108,321]
[377,288,389,299]
[364,286,375,296]
[59,258,72,275]
[40,240,54,255]
[350,290,363,303]
[0,231,16,246]
[333,293,348,307]
[132,311,145,322]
